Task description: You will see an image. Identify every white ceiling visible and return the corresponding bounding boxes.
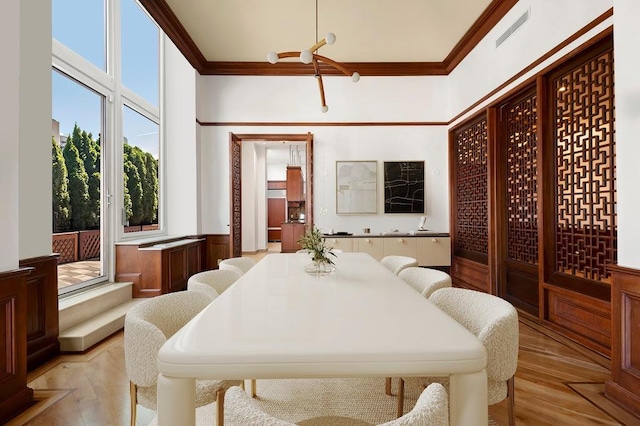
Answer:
[163,0,494,63]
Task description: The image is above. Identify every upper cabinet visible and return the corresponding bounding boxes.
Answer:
[286,166,304,202]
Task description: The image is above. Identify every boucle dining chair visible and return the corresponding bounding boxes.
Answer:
[187,268,242,299]
[397,267,452,298]
[124,291,244,426]
[219,257,257,275]
[384,267,452,396]
[224,383,448,426]
[396,287,519,425]
[380,255,418,275]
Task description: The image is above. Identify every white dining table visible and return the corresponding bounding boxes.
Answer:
[156,252,487,425]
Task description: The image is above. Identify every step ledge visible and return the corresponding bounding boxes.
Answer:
[59,299,144,352]
[59,282,134,332]
[59,282,133,311]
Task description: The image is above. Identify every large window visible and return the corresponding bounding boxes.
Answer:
[52,0,163,294]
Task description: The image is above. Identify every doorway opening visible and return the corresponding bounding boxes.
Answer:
[229,133,314,257]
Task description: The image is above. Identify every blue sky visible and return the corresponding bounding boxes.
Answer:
[52,0,159,158]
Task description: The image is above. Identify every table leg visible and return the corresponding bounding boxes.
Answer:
[449,369,487,426]
[157,373,196,425]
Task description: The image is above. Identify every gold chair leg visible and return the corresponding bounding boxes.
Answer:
[507,376,515,426]
[240,380,245,390]
[216,388,226,426]
[251,379,257,398]
[396,378,405,418]
[129,382,137,426]
[385,377,392,396]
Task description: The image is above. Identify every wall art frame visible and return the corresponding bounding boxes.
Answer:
[383,161,425,214]
[336,161,378,214]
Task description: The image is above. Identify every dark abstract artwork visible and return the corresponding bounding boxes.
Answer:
[384,161,424,213]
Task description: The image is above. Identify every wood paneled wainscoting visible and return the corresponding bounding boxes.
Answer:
[606,265,640,418]
[0,268,34,423]
[18,255,60,371]
[205,234,230,269]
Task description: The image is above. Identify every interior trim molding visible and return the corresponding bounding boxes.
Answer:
[196,119,448,127]
[442,0,518,73]
[201,61,448,77]
[138,0,207,70]
[139,0,516,76]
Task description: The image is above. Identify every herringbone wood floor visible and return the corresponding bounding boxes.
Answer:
[6,313,638,426]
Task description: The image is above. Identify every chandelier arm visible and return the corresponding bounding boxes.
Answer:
[313,54,355,77]
[308,38,327,53]
[313,63,327,109]
[275,51,303,60]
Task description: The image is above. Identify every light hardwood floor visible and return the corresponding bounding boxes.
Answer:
[8,255,638,425]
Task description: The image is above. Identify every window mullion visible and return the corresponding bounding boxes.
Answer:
[53,40,114,96]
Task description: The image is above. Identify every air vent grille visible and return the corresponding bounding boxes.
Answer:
[496,10,530,48]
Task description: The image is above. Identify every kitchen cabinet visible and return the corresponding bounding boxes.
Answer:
[286,166,304,202]
[281,222,306,253]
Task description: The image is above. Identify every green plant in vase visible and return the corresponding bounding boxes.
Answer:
[297,226,337,276]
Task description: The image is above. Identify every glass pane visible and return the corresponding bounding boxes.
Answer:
[52,70,104,291]
[122,105,159,233]
[52,0,106,71]
[122,0,159,106]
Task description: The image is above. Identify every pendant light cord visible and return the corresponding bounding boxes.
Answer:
[315,0,318,44]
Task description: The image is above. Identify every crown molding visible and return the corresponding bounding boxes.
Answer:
[141,0,518,76]
[138,0,207,71]
[443,0,518,72]
[200,61,447,76]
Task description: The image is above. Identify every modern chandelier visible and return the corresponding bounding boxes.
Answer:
[267,0,360,113]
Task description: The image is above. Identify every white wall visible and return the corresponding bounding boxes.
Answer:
[613,0,640,269]
[164,36,199,236]
[199,124,449,236]
[448,0,612,124]
[0,0,20,271]
[240,143,269,252]
[197,75,450,237]
[198,75,449,123]
[19,0,53,260]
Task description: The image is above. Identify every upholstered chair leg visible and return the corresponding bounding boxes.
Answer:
[385,377,392,396]
[508,376,515,426]
[251,379,257,398]
[396,378,405,418]
[129,382,137,426]
[216,388,226,426]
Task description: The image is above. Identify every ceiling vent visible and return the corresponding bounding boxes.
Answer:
[496,9,530,48]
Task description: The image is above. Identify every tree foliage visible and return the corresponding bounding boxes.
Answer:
[63,139,91,230]
[52,123,158,231]
[52,137,71,232]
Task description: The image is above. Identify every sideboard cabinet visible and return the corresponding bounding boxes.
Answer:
[115,237,205,297]
[323,234,451,267]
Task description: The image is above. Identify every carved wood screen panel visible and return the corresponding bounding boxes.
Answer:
[553,42,616,283]
[504,91,538,265]
[453,115,488,263]
[231,139,242,257]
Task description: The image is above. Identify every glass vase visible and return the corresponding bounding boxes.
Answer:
[304,260,336,277]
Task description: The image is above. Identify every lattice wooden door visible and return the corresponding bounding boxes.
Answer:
[497,86,539,315]
[544,36,616,300]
